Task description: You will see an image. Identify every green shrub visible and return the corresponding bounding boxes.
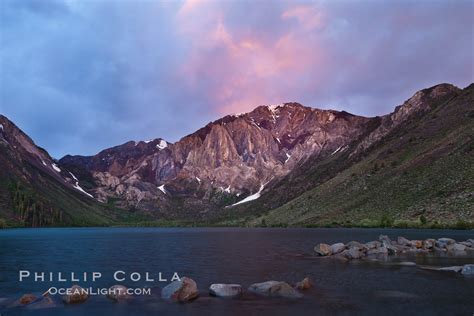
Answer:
[380,214,394,227]
[420,215,427,225]
[454,220,473,230]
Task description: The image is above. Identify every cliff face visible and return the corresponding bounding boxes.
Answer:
[59,102,373,209]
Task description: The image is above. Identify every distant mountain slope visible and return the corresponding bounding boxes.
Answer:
[59,103,373,216]
[0,115,144,227]
[238,84,473,227]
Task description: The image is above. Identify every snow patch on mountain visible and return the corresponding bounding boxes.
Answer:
[68,172,93,198]
[331,145,347,156]
[73,182,94,198]
[157,140,168,150]
[52,163,61,172]
[158,184,168,195]
[69,172,78,181]
[267,104,284,113]
[230,183,266,207]
[251,119,261,130]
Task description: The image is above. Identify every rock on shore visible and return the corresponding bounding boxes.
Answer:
[313,236,474,260]
[209,284,242,298]
[107,285,131,301]
[161,277,199,302]
[248,281,303,298]
[461,264,474,275]
[18,294,37,305]
[62,285,89,304]
[295,277,312,290]
[330,243,346,254]
[314,243,331,256]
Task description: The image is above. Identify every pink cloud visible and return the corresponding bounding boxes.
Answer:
[281,4,326,31]
[176,2,330,115]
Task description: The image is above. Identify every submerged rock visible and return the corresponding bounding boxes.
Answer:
[438,266,463,272]
[346,247,363,259]
[63,285,89,304]
[461,264,474,276]
[333,250,350,261]
[394,245,411,253]
[209,284,242,298]
[330,243,346,254]
[107,285,131,301]
[406,248,429,254]
[368,246,389,255]
[18,294,37,305]
[365,241,381,249]
[314,243,331,256]
[295,277,312,290]
[248,281,303,298]
[161,277,199,302]
[25,295,56,310]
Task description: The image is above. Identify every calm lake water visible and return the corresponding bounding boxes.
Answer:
[0,227,473,315]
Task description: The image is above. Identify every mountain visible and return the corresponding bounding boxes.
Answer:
[0,115,146,227]
[224,83,473,228]
[59,102,374,219]
[1,82,472,227]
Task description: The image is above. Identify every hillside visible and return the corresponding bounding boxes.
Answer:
[239,84,473,228]
[0,116,149,227]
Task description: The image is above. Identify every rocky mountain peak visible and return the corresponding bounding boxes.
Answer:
[353,83,462,155]
[395,83,460,117]
[58,101,372,207]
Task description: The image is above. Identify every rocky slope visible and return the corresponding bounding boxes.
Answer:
[235,84,473,228]
[0,115,142,227]
[59,103,373,214]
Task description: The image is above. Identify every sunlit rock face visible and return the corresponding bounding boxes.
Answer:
[59,102,372,207]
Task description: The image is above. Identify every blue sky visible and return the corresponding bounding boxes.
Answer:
[0,0,472,158]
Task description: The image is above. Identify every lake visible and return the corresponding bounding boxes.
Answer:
[0,227,473,315]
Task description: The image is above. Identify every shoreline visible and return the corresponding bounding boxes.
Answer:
[0,223,474,231]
